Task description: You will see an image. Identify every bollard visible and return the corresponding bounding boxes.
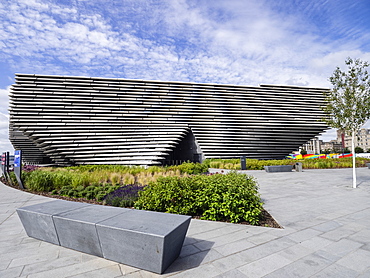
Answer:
[240,156,246,170]
[295,162,303,172]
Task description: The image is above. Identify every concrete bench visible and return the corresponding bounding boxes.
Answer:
[264,165,293,172]
[16,200,191,274]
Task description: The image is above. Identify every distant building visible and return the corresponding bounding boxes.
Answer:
[301,137,342,154]
[301,137,321,154]
[339,128,370,152]
[320,140,343,153]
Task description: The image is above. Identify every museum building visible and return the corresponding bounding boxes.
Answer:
[9,74,328,165]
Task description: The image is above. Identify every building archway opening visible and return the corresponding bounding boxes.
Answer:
[162,129,203,166]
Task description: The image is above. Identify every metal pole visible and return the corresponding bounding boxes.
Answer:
[240,156,246,170]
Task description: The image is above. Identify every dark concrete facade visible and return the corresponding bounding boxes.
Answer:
[9,74,328,165]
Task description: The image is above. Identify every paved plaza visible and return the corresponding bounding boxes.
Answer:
[1,168,370,277]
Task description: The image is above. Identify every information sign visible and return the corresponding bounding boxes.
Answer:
[14,150,21,168]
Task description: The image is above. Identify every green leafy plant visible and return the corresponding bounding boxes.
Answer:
[135,172,263,224]
[54,184,121,201]
[52,171,73,189]
[24,170,54,192]
[168,162,208,174]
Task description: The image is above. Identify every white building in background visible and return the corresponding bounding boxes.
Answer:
[320,140,343,153]
[337,128,370,152]
[302,137,321,154]
[301,128,370,154]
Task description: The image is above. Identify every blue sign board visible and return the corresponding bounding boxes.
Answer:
[14,150,21,168]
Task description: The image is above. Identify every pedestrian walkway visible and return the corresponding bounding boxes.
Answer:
[1,168,370,277]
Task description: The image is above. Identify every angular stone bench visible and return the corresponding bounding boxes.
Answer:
[17,200,191,274]
[264,165,293,172]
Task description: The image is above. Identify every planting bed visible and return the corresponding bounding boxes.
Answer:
[9,187,282,229]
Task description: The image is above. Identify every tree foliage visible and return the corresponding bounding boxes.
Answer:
[321,57,370,188]
[322,57,370,133]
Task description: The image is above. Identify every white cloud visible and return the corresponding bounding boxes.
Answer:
[0,0,369,147]
[0,112,8,129]
[311,51,370,72]
[135,0,339,87]
[0,0,133,66]
[1,0,368,88]
[0,88,9,113]
[319,129,337,141]
[0,88,13,153]
[18,0,49,10]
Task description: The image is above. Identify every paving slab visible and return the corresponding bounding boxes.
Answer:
[237,253,293,277]
[1,167,370,277]
[313,263,360,278]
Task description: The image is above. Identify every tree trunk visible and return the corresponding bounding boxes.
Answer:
[351,130,357,188]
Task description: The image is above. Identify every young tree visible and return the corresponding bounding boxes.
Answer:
[321,149,331,154]
[322,57,370,188]
[343,147,350,153]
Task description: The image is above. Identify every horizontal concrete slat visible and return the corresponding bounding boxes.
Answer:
[10,74,328,165]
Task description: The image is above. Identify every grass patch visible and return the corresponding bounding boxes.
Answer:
[205,157,370,170]
[23,162,207,193]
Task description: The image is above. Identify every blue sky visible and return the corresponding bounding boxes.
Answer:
[1,0,370,153]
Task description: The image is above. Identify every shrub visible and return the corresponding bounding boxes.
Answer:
[8,171,18,185]
[168,162,208,174]
[58,185,73,196]
[135,172,263,224]
[110,173,121,185]
[24,170,54,192]
[206,159,241,170]
[103,184,145,207]
[55,184,121,201]
[52,172,73,190]
[71,173,90,188]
